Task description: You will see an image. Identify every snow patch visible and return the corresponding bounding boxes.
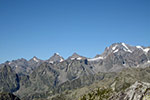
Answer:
[71,57,82,60]
[122,43,128,48]
[88,56,103,61]
[136,46,150,53]
[71,58,75,60]
[143,48,150,53]
[122,43,132,53]
[33,57,39,62]
[60,58,64,62]
[136,46,143,50]
[8,62,11,65]
[77,57,82,60]
[113,49,119,53]
[148,60,150,63]
[15,65,18,68]
[112,45,117,50]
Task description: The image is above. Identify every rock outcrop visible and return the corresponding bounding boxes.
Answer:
[109,81,150,100]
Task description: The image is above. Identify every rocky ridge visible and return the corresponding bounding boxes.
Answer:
[0,43,150,99]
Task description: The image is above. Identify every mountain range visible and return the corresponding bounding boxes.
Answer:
[0,42,150,100]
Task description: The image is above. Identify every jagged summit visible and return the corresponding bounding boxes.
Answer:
[92,42,150,61]
[1,42,150,74]
[70,52,81,58]
[88,42,133,61]
[29,56,40,62]
[47,53,64,63]
[68,52,86,60]
[104,42,133,54]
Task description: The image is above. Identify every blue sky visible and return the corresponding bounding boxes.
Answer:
[0,0,150,63]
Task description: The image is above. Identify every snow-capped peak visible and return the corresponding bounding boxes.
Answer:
[110,43,133,54]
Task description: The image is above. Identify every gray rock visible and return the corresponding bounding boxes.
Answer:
[109,81,150,100]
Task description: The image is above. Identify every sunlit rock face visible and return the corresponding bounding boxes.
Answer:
[109,81,150,100]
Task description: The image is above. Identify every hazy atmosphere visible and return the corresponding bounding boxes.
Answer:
[0,0,150,63]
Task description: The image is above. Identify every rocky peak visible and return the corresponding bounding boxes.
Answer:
[88,43,134,62]
[103,43,134,56]
[68,52,86,60]
[18,58,27,62]
[29,56,40,63]
[48,53,64,63]
[71,52,81,58]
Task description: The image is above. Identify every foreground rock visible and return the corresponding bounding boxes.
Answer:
[109,81,150,100]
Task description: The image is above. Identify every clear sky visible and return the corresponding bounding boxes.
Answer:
[0,0,150,63]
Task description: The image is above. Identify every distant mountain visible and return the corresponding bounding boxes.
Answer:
[0,42,150,100]
[3,58,30,74]
[0,58,40,75]
[88,43,150,72]
[1,42,150,74]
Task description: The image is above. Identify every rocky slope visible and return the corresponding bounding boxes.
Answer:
[0,65,20,93]
[109,81,150,100]
[78,81,150,100]
[50,66,150,100]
